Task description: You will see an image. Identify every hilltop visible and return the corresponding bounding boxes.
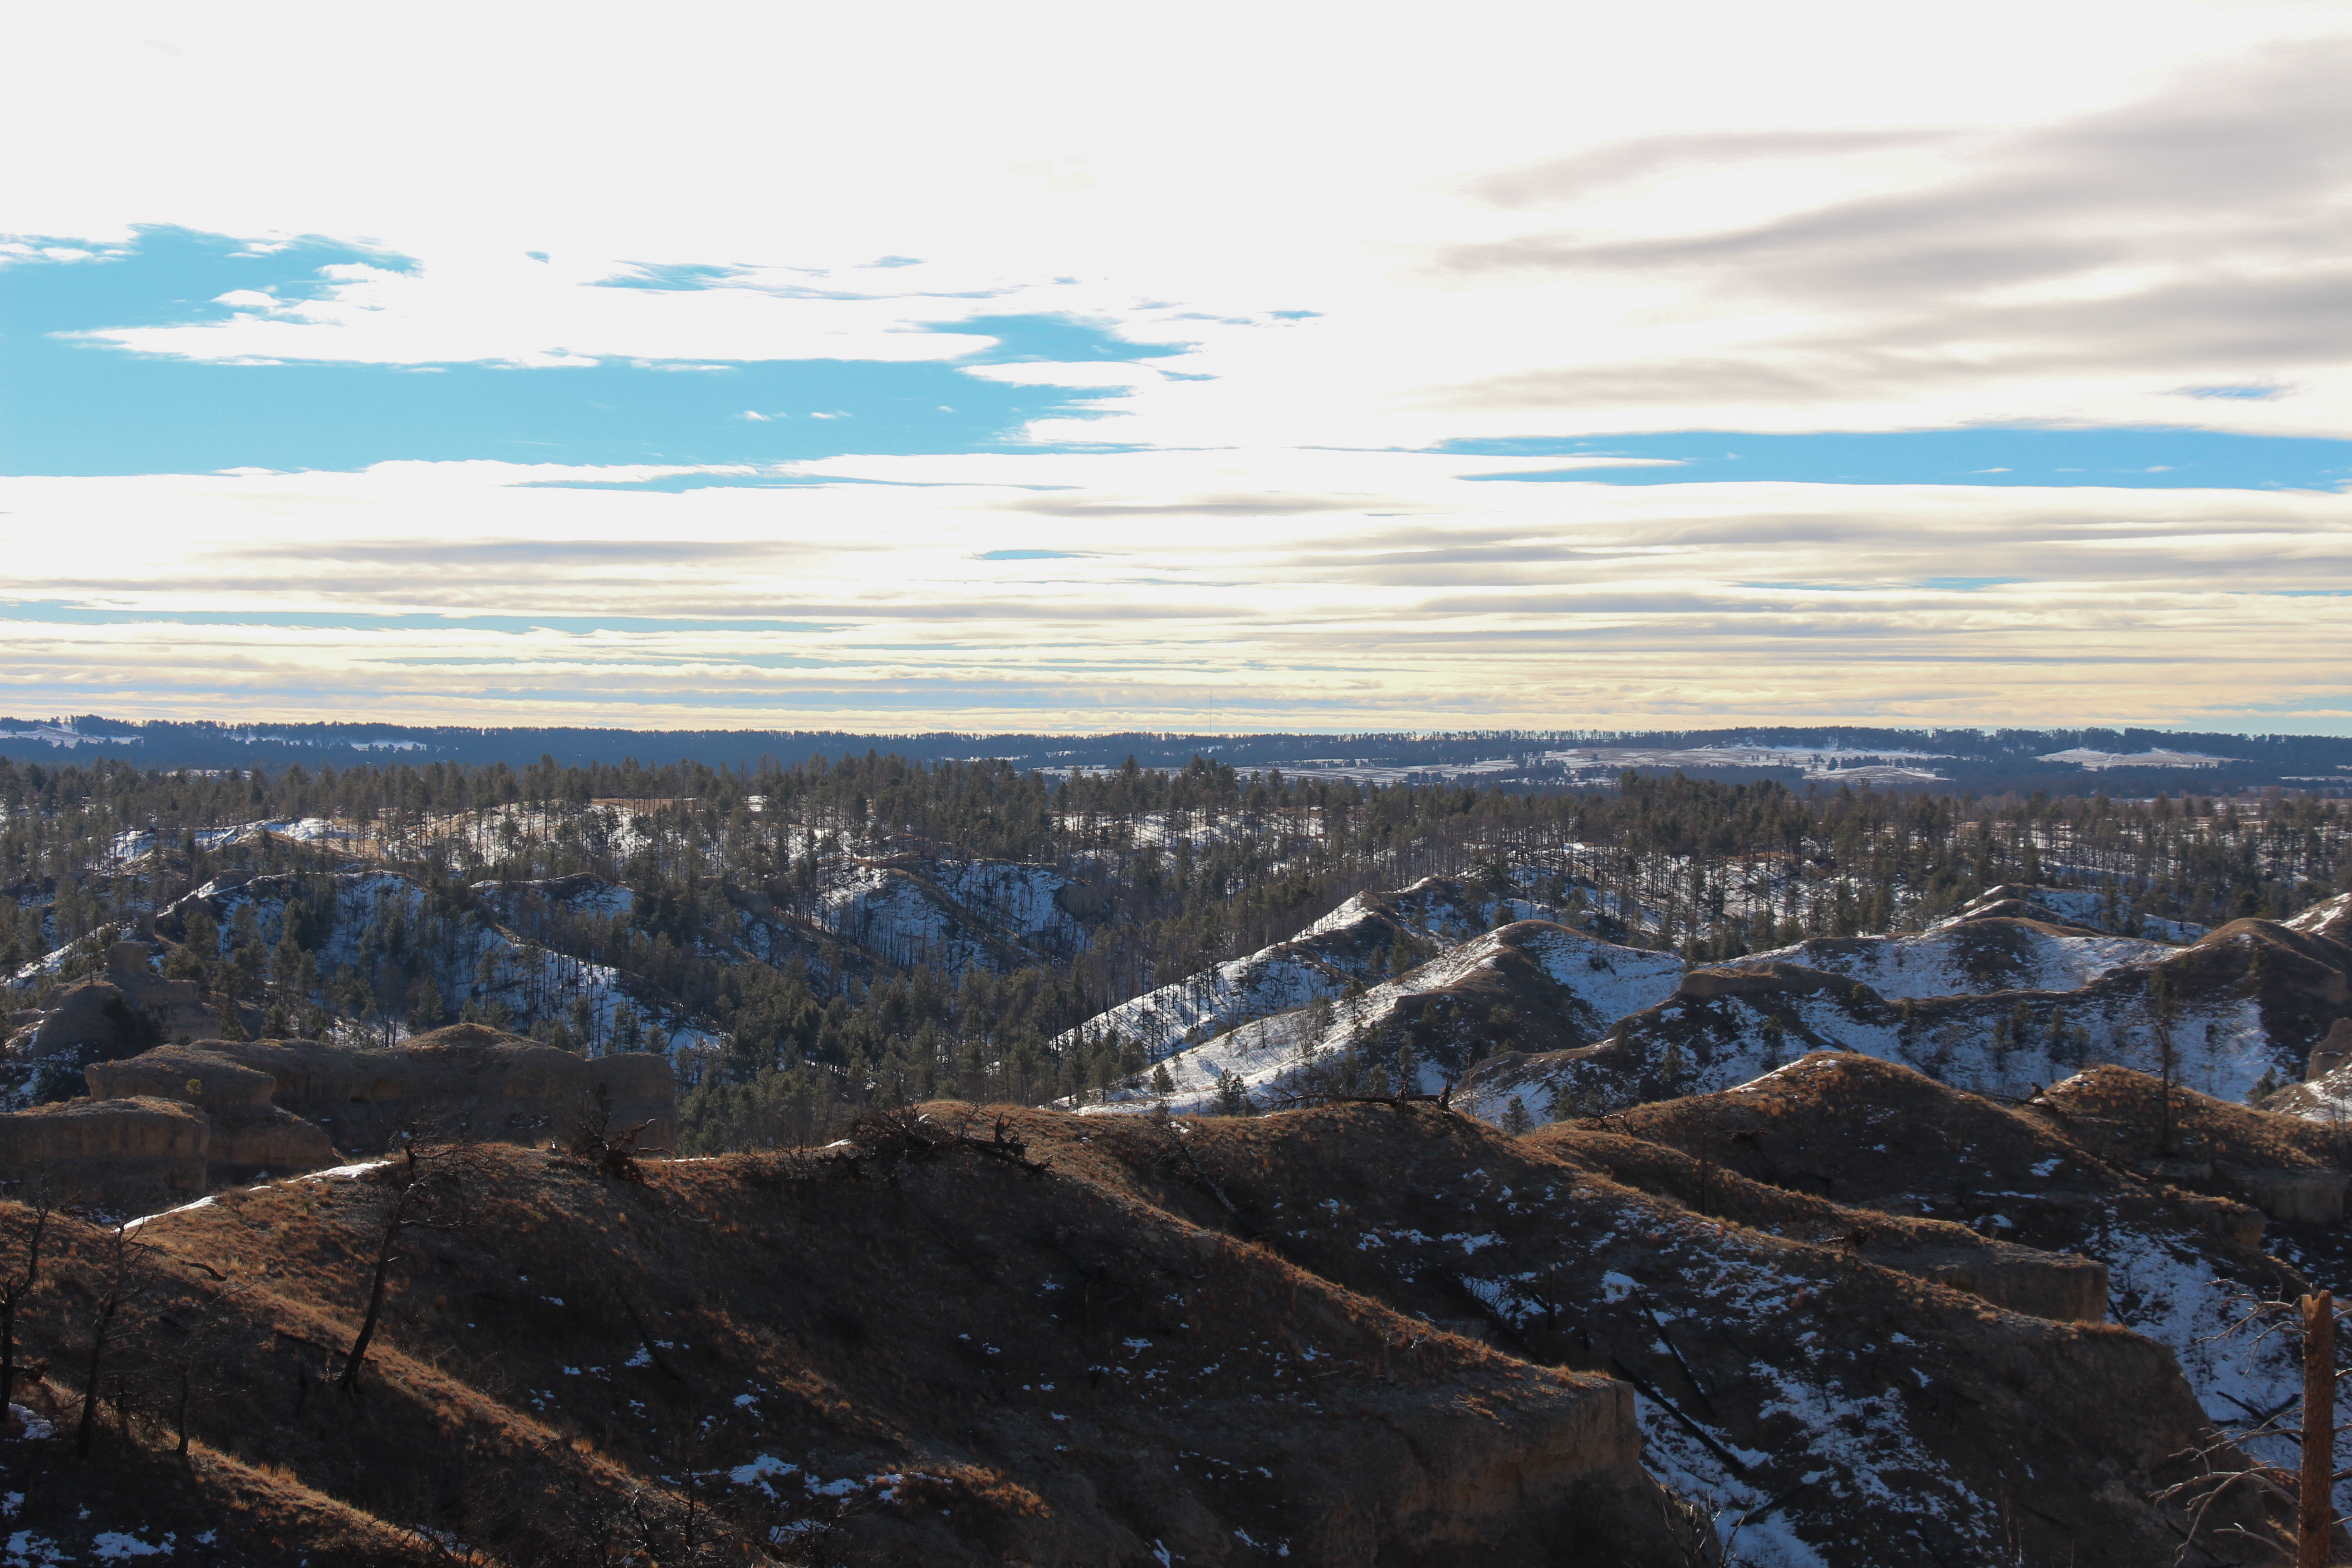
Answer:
[0,1093,2313,1567]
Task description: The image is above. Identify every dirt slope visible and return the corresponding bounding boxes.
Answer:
[1608,1054,2320,1485]
[5,1112,1681,1567]
[1016,1104,2287,1568]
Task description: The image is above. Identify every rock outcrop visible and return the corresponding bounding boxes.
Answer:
[86,1024,676,1161]
[2302,1016,2352,1081]
[0,1095,209,1207]
[1867,1239,2112,1323]
[1678,960,1857,1001]
[78,1040,335,1180]
[1551,1123,2113,1323]
[5,942,253,1064]
[21,982,147,1060]
[2232,1166,2349,1224]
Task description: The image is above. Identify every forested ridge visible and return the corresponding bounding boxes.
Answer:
[3,751,2347,1151]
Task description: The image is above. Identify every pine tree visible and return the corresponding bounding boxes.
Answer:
[1502,1096,1533,1136]
[410,976,446,1032]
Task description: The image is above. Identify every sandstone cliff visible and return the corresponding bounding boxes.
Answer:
[84,1023,676,1161]
[0,1095,209,1208]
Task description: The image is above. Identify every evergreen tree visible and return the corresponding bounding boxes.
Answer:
[409,976,446,1032]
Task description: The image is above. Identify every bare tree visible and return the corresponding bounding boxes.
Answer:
[565,1084,663,1183]
[74,1224,161,1458]
[0,1186,56,1411]
[2156,1289,2343,1564]
[339,1137,480,1396]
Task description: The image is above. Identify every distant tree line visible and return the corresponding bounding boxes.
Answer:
[2,752,2345,1152]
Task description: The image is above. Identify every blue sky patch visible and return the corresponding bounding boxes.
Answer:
[927,313,1191,363]
[2177,385,2285,401]
[7,229,2340,492]
[1446,427,2352,490]
[0,351,1124,475]
[0,229,1171,475]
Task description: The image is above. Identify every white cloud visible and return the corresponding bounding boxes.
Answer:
[6,1,2350,731]
[1,453,2346,731]
[7,1,2344,443]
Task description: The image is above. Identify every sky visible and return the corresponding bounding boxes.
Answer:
[3,0,2350,735]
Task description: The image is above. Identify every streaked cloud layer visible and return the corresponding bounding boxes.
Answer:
[5,454,2348,731]
[3,0,2349,730]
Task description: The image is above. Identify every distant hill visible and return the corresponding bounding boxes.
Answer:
[5,715,2350,795]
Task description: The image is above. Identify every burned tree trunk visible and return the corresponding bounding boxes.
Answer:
[338,1205,407,1397]
[74,1226,148,1459]
[337,1140,478,1397]
[2302,1291,2336,1568]
[0,1198,51,1411]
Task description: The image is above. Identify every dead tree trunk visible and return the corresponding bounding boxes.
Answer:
[341,1248,394,1393]
[2303,1291,2335,1568]
[74,1283,126,1458]
[0,1200,51,1409]
[339,1185,416,1397]
[338,1142,471,1396]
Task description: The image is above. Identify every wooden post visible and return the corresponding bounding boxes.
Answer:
[2303,1291,2336,1568]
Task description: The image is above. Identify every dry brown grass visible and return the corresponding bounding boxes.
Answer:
[0,1084,2310,1565]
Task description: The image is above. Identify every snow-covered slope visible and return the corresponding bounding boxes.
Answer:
[1937,882,2208,943]
[1457,906,2350,1125]
[2283,890,2352,944]
[1051,888,1423,1062]
[1083,919,1685,1117]
[1051,875,1568,1065]
[171,872,721,1056]
[473,873,636,922]
[1730,918,2173,999]
[1607,1053,2308,1486]
[715,858,1085,980]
